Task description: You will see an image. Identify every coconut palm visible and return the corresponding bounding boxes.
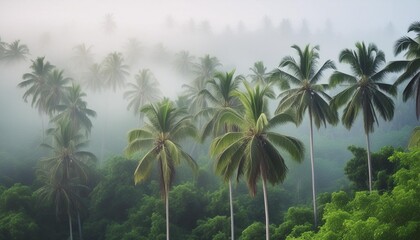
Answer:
[101,52,129,91]
[71,44,94,75]
[330,42,396,192]
[3,40,29,62]
[82,63,105,92]
[386,21,420,119]
[193,54,221,83]
[210,82,304,240]
[52,84,97,135]
[174,50,195,76]
[249,61,270,85]
[103,13,116,34]
[183,54,221,115]
[199,69,243,240]
[125,98,198,240]
[42,69,72,115]
[18,57,55,113]
[35,169,85,240]
[270,44,338,227]
[42,119,97,185]
[39,119,96,240]
[123,69,161,124]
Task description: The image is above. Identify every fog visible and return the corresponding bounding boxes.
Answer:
[1,0,419,187]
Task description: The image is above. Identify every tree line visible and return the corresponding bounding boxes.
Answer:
[0,21,419,239]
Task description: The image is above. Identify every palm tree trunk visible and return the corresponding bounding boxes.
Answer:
[77,211,83,240]
[366,132,372,192]
[228,179,235,240]
[68,209,73,240]
[261,175,270,240]
[165,192,170,240]
[309,112,318,228]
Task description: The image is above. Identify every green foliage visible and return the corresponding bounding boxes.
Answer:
[169,182,208,231]
[240,222,275,240]
[274,206,313,239]
[344,146,398,191]
[288,148,420,239]
[0,184,40,240]
[189,216,229,240]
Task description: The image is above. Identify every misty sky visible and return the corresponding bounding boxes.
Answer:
[2,0,419,36]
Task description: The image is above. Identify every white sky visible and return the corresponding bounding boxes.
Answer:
[1,0,419,35]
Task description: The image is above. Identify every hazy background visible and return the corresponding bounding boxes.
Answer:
[1,0,419,192]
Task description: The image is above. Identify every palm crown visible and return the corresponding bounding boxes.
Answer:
[330,42,396,133]
[272,44,338,127]
[125,98,198,195]
[211,82,304,195]
[387,21,420,118]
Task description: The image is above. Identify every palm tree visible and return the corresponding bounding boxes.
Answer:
[42,119,97,186]
[3,40,29,62]
[82,63,105,92]
[103,13,116,34]
[35,169,85,240]
[42,69,72,115]
[193,54,221,83]
[71,44,94,75]
[101,52,129,91]
[210,82,304,240]
[183,54,221,115]
[249,61,270,85]
[125,99,198,240]
[330,42,396,192]
[199,69,243,240]
[386,21,420,119]
[18,57,55,113]
[174,50,195,76]
[39,119,96,240]
[270,44,337,227]
[123,69,161,124]
[52,84,97,135]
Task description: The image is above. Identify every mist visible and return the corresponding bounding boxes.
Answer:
[0,0,419,239]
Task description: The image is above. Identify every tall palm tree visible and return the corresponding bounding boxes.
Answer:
[18,57,55,113]
[174,50,195,76]
[199,69,243,240]
[125,99,198,240]
[101,52,129,92]
[52,84,97,135]
[39,119,96,240]
[103,13,116,34]
[386,21,420,119]
[42,69,72,115]
[330,42,396,192]
[183,54,221,115]
[2,40,29,62]
[35,169,85,240]
[123,69,161,124]
[210,82,304,240]
[42,119,97,186]
[270,44,337,227]
[249,61,270,86]
[71,44,94,75]
[82,63,104,93]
